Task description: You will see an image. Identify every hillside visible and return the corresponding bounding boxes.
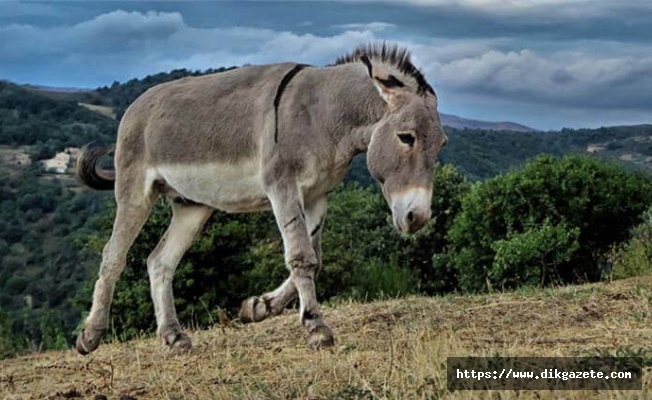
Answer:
[440,113,537,132]
[1,275,651,399]
[441,125,652,180]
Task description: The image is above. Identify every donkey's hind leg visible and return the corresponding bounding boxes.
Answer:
[147,201,213,353]
[76,187,155,355]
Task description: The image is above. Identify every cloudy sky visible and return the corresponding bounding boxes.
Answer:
[1,1,651,130]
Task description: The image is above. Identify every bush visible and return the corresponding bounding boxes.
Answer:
[490,220,580,290]
[610,210,652,279]
[440,155,652,292]
[0,307,22,359]
[343,258,419,300]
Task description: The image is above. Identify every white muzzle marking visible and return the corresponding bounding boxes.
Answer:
[390,187,432,234]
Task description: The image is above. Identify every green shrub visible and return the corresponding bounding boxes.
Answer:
[0,307,22,359]
[38,309,70,351]
[339,258,419,300]
[490,220,580,290]
[610,210,652,279]
[440,155,652,292]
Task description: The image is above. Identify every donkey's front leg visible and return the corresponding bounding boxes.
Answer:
[239,196,326,323]
[268,186,334,348]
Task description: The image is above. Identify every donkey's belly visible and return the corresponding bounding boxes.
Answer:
[154,162,270,213]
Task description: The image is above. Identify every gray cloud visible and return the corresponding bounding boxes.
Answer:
[347,0,652,43]
[0,10,374,86]
[333,22,396,32]
[421,48,652,110]
[0,3,650,129]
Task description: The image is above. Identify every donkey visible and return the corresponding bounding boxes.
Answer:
[75,43,447,355]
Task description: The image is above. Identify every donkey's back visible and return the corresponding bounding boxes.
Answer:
[120,63,297,167]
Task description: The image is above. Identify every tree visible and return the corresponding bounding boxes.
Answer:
[440,155,652,292]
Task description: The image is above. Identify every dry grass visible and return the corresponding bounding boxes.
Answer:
[78,103,116,120]
[2,275,652,399]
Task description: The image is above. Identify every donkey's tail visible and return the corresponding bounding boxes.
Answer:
[76,143,116,191]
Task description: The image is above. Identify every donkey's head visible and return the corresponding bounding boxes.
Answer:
[360,52,447,234]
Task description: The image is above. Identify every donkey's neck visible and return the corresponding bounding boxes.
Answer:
[311,63,388,159]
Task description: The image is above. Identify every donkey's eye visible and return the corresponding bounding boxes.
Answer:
[397,132,415,147]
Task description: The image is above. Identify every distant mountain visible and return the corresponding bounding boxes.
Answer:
[440,113,537,132]
[24,84,93,93]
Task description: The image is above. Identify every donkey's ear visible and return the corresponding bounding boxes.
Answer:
[360,54,408,109]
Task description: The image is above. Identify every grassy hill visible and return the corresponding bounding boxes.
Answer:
[1,274,651,399]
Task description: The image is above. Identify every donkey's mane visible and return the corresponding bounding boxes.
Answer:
[334,43,434,96]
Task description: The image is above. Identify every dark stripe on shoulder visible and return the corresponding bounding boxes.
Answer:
[274,64,309,143]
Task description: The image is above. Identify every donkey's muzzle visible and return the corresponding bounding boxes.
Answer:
[394,207,430,234]
[389,187,432,234]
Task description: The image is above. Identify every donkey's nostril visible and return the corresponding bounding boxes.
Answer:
[406,211,415,223]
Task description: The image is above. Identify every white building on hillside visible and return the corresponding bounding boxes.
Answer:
[43,152,70,173]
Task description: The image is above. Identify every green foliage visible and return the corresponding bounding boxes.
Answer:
[490,221,580,289]
[319,183,397,300]
[610,209,652,279]
[0,306,23,359]
[345,258,419,300]
[440,125,652,181]
[398,164,469,293]
[0,81,117,157]
[0,88,116,350]
[441,155,652,292]
[38,308,69,351]
[0,165,111,357]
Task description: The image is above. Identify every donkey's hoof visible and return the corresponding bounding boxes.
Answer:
[308,325,335,349]
[239,297,269,324]
[76,327,106,355]
[165,332,193,354]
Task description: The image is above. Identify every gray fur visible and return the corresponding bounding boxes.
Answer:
[75,44,447,355]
